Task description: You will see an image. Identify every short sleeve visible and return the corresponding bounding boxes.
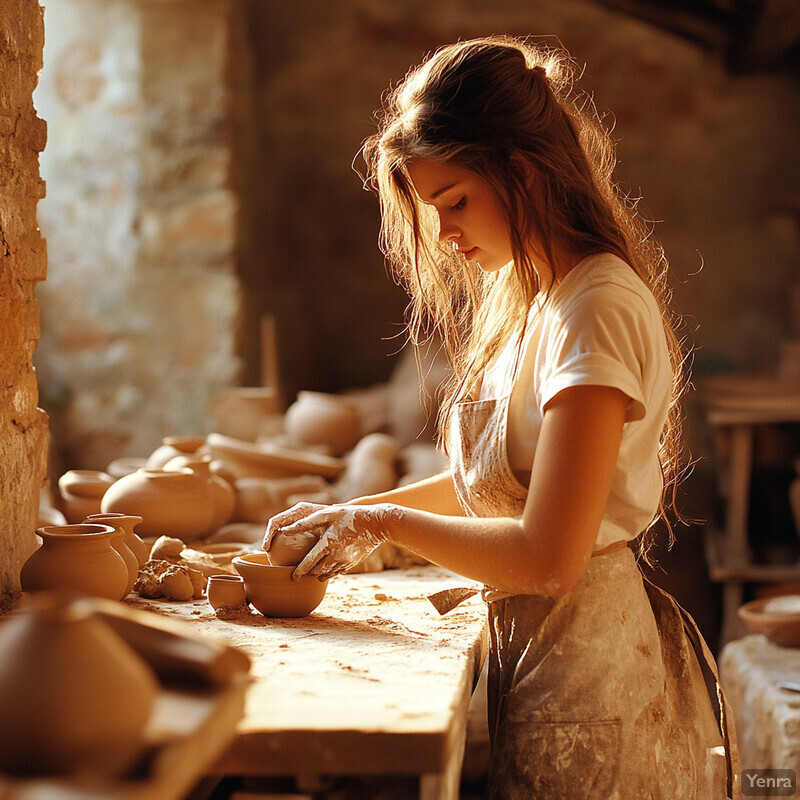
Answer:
[539,283,656,422]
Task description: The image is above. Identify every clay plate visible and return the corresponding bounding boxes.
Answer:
[232,553,327,618]
[738,596,800,647]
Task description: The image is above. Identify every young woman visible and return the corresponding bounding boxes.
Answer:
[264,36,740,799]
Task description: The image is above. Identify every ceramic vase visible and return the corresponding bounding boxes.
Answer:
[206,574,247,611]
[145,435,207,469]
[284,391,361,456]
[86,512,150,567]
[100,468,216,542]
[56,470,116,524]
[20,524,130,601]
[163,455,236,532]
[0,595,158,776]
[84,514,144,595]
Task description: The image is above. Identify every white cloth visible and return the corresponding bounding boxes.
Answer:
[480,252,672,548]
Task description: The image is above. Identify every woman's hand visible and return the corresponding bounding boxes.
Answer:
[263,502,403,580]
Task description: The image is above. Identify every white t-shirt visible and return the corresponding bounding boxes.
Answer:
[480,252,672,548]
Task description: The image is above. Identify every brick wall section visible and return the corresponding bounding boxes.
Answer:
[0,0,49,608]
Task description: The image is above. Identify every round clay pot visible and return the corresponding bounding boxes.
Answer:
[145,435,207,469]
[0,594,158,776]
[206,574,247,611]
[266,530,319,566]
[56,470,116,524]
[20,524,130,601]
[163,455,235,532]
[86,512,149,567]
[233,553,327,617]
[100,468,216,542]
[284,391,361,456]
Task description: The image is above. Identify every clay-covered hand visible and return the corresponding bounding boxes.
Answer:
[264,502,403,580]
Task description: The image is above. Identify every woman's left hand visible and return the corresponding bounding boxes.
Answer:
[263,502,403,580]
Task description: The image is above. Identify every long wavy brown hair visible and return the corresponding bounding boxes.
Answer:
[360,35,690,553]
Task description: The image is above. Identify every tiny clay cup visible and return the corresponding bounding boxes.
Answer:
[233,553,327,618]
[206,574,247,611]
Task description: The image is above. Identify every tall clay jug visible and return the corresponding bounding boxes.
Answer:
[20,524,130,601]
[85,512,149,567]
[83,515,139,595]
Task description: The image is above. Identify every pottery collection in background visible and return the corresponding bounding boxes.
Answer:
[145,435,208,469]
[162,455,236,530]
[21,524,130,601]
[0,595,158,777]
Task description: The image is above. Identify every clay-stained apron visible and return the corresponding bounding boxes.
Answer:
[450,393,741,799]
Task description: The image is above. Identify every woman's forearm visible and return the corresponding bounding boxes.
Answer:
[380,506,563,597]
[349,470,465,516]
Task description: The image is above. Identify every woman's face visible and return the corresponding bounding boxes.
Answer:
[406,158,514,273]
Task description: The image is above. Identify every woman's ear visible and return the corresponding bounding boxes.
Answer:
[510,152,538,188]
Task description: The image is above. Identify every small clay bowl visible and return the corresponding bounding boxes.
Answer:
[206,574,247,611]
[738,596,800,647]
[266,530,319,566]
[232,553,327,618]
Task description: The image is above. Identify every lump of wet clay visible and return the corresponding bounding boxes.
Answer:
[133,559,204,600]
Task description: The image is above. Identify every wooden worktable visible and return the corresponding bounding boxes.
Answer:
[129,565,489,800]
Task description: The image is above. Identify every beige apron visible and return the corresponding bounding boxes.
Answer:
[450,393,741,800]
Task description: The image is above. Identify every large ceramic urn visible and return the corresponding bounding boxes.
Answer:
[100,467,216,542]
[20,524,130,601]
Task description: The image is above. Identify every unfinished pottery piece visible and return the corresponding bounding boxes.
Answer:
[233,553,327,617]
[266,529,319,567]
[284,391,362,456]
[86,512,149,567]
[207,574,247,611]
[0,594,158,776]
[163,455,236,531]
[56,469,116,524]
[145,435,208,469]
[101,467,216,542]
[21,524,130,601]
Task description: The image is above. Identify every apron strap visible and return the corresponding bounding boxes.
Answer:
[642,574,742,800]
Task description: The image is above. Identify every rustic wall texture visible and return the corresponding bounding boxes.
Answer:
[0,0,49,607]
[34,0,240,471]
[32,0,800,472]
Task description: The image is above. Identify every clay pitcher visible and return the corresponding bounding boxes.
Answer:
[100,467,216,542]
[56,470,115,524]
[20,524,130,601]
[0,594,158,776]
[85,512,149,567]
[82,514,140,596]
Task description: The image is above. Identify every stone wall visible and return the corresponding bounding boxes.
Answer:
[0,0,49,607]
[34,0,240,471]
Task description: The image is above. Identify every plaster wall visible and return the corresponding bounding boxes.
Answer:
[0,0,49,607]
[34,0,240,471]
